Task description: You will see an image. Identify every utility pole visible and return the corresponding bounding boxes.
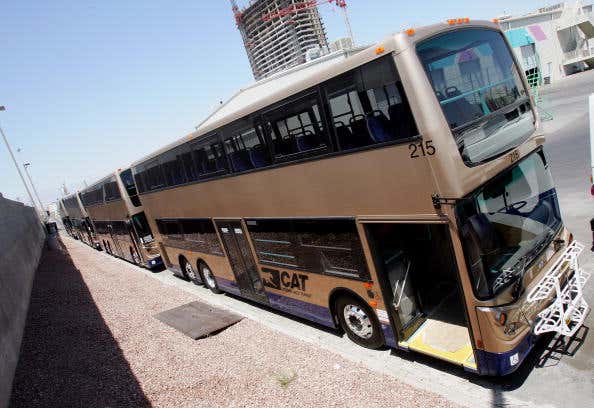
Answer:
[23,162,44,212]
[0,106,38,211]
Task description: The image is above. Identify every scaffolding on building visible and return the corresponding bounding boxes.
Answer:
[231,0,352,80]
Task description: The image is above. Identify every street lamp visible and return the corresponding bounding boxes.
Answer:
[0,106,38,210]
[23,162,44,212]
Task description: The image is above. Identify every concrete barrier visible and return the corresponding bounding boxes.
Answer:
[0,194,45,408]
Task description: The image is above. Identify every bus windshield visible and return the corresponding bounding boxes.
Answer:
[456,149,561,299]
[120,169,142,207]
[131,212,154,244]
[417,28,534,165]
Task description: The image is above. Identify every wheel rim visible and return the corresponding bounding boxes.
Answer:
[185,263,196,280]
[203,266,216,288]
[343,304,373,339]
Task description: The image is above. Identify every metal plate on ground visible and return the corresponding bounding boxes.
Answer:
[155,301,243,339]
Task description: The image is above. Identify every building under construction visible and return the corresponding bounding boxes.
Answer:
[232,0,330,80]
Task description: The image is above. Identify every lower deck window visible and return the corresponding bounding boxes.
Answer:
[156,218,223,256]
[246,218,369,280]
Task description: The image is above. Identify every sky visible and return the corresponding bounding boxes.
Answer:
[0,0,555,206]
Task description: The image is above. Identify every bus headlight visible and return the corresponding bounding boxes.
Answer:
[480,304,527,338]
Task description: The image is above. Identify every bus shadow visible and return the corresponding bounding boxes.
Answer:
[222,292,344,337]
[9,236,151,407]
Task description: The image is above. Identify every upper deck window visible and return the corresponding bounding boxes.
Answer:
[103,177,121,202]
[417,28,534,165]
[263,93,329,161]
[324,56,418,150]
[120,169,142,207]
[223,121,272,172]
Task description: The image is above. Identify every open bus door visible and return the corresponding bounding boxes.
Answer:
[364,221,476,371]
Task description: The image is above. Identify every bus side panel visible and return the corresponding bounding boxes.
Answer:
[258,266,382,330]
[162,245,240,295]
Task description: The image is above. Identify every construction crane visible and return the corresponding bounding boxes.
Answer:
[261,0,355,46]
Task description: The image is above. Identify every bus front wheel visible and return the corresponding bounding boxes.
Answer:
[181,257,201,286]
[335,295,383,349]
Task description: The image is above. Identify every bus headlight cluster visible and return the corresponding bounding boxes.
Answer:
[482,305,526,338]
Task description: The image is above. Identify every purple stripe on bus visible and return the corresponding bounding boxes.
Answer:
[528,25,547,41]
[216,277,242,296]
[266,292,336,328]
[381,324,397,348]
[474,332,535,376]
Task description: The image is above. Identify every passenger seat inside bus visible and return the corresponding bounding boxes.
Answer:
[248,144,270,168]
[366,111,394,143]
[229,150,254,172]
[349,115,374,147]
[388,103,417,139]
[296,130,321,152]
[334,121,356,150]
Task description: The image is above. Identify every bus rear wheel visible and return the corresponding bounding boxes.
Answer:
[200,261,222,294]
[335,295,383,349]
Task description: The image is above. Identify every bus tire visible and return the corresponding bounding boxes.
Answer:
[335,295,383,349]
[200,261,222,294]
[181,257,201,286]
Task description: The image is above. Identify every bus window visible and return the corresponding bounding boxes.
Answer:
[81,183,104,206]
[160,146,188,187]
[246,218,369,280]
[223,122,272,172]
[156,219,183,241]
[135,159,165,192]
[131,212,154,244]
[325,56,418,151]
[119,168,142,207]
[264,93,329,160]
[191,139,228,179]
[179,218,224,255]
[417,28,534,165]
[456,149,561,299]
[103,177,121,202]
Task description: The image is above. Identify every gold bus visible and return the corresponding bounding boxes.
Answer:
[61,193,94,246]
[127,20,589,375]
[79,172,163,269]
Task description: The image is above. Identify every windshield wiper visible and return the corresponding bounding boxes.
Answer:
[492,231,554,297]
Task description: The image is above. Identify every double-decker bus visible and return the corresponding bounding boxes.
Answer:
[61,193,95,246]
[79,172,163,269]
[127,20,589,376]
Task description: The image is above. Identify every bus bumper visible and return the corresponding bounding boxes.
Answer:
[475,333,536,376]
[147,256,163,270]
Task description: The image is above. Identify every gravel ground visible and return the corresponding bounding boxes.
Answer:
[10,236,461,408]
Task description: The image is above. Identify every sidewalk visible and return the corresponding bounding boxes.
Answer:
[10,236,460,408]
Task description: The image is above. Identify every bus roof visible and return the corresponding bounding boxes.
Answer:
[128,19,498,168]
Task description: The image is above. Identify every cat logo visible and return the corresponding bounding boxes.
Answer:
[262,268,308,292]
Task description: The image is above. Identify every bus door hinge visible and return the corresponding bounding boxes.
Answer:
[431,194,459,210]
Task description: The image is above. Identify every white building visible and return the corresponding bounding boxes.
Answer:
[499,1,594,84]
